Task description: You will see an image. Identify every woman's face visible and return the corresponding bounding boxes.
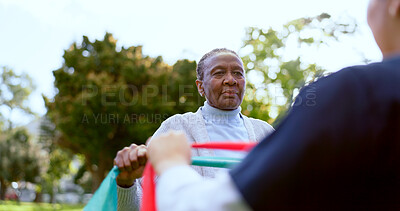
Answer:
[197,52,246,110]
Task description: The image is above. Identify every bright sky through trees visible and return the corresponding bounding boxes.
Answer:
[0,0,381,125]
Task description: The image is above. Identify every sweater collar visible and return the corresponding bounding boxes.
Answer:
[201,101,241,120]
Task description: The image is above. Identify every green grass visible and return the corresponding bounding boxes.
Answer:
[0,201,84,211]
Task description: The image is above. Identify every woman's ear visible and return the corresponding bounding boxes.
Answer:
[195,79,204,97]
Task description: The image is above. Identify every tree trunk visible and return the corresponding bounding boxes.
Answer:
[16,191,20,205]
[50,194,54,204]
[0,179,6,201]
[91,169,102,193]
[34,191,42,203]
[90,156,111,193]
[49,187,55,204]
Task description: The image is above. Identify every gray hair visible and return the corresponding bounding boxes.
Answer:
[196,48,240,80]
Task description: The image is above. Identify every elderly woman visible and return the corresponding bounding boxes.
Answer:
[114,48,274,210]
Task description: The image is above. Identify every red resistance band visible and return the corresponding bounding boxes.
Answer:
[141,142,256,211]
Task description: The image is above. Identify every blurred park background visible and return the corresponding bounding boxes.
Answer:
[0,0,381,209]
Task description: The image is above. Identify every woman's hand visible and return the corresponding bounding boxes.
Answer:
[114,143,148,188]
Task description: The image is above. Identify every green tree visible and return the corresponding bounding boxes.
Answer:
[240,13,357,126]
[45,33,202,191]
[0,67,35,130]
[34,117,73,203]
[0,67,38,200]
[0,128,41,201]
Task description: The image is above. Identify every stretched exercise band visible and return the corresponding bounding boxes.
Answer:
[141,142,257,211]
[83,142,257,211]
[191,156,242,168]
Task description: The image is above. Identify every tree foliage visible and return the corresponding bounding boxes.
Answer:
[0,128,41,200]
[0,67,39,200]
[35,117,73,202]
[240,13,357,125]
[45,33,202,191]
[0,67,35,130]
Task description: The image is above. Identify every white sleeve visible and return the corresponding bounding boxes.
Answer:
[156,165,251,211]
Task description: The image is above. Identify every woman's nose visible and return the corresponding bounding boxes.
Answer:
[223,73,237,85]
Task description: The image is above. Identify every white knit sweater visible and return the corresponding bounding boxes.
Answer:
[117,107,274,211]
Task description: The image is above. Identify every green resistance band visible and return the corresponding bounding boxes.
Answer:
[191,156,242,168]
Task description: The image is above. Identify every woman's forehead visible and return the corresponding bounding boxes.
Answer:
[205,52,243,67]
